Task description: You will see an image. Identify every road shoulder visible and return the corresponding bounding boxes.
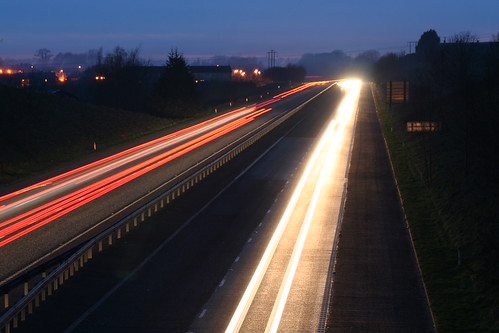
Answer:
[326,85,435,332]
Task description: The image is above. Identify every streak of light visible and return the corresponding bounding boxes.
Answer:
[0,108,269,246]
[225,80,361,333]
[0,82,331,247]
[265,79,361,333]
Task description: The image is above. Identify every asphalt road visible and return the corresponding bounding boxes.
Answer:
[0,83,330,283]
[326,85,435,332]
[12,85,343,332]
[9,83,435,333]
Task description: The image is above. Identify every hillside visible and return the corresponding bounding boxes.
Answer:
[373,84,498,332]
[0,85,175,186]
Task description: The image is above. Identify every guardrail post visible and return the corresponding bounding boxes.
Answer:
[13,314,18,328]
[98,240,103,252]
[20,308,25,322]
[35,294,40,308]
[41,289,46,302]
[54,278,59,291]
[88,247,93,260]
[47,283,52,296]
[147,207,152,217]
[133,217,138,227]
[117,228,122,239]
[79,256,84,268]
[5,322,11,333]
[28,301,33,314]
[154,203,158,212]
[160,199,164,208]
[59,273,64,286]
[23,282,28,296]
[4,293,8,309]
[108,234,113,246]
[141,212,145,222]
[126,223,130,233]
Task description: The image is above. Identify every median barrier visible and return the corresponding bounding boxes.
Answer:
[0,84,333,333]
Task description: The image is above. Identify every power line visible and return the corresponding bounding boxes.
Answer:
[267,50,277,68]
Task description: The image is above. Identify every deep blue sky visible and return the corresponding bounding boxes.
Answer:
[1,0,498,61]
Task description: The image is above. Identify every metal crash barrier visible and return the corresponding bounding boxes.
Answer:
[0,85,333,332]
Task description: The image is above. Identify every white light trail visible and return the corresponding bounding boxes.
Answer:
[225,80,361,333]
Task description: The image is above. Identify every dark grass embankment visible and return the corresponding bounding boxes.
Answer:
[0,82,294,190]
[372,84,498,332]
[0,85,177,187]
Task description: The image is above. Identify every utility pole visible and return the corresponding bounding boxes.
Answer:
[267,50,277,68]
[407,41,417,54]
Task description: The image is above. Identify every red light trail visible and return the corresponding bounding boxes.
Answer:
[0,82,330,248]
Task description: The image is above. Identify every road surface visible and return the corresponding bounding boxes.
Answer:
[12,82,345,333]
[0,82,331,283]
[326,84,435,332]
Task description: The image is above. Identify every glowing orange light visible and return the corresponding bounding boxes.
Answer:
[6,69,13,74]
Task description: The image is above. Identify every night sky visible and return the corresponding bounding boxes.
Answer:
[1,0,498,61]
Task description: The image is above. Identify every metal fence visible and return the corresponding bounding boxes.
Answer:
[0,86,331,333]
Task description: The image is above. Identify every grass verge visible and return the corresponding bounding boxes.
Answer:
[372,83,497,332]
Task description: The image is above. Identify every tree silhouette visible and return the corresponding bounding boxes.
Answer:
[416,29,440,62]
[152,49,200,118]
[82,46,148,112]
[34,48,53,62]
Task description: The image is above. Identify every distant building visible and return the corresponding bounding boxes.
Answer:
[137,65,232,87]
[190,65,232,82]
[0,69,57,89]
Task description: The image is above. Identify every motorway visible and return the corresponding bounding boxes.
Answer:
[9,82,352,332]
[0,82,331,283]
[196,81,360,333]
[3,81,434,333]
